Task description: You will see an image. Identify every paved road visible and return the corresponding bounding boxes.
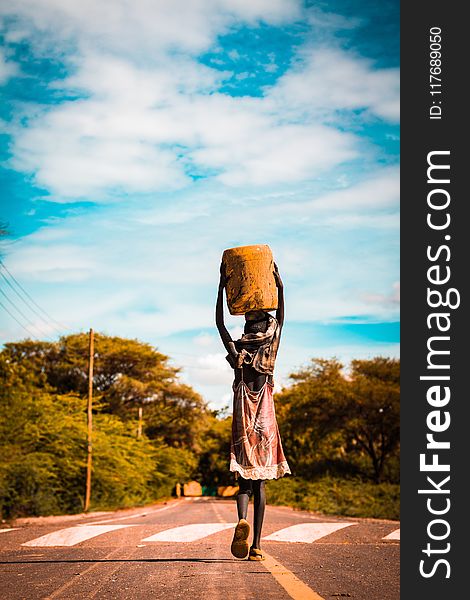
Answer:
[0,498,399,599]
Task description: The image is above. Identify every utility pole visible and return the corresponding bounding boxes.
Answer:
[137,406,143,439]
[84,328,94,512]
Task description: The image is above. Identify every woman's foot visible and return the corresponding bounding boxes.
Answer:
[230,519,250,559]
[248,546,265,561]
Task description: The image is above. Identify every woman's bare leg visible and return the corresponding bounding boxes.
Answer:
[237,477,252,520]
[252,480,266,549]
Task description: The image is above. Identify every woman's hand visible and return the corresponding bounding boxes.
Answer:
[219,261,228,288]
[273,262,283,288]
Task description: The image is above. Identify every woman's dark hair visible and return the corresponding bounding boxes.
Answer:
[244,312,269,334]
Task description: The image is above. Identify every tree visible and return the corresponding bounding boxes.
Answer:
[3,334,211,452]
[346,358,400,483]
[196,412,233,487]
[0,354,87,516]
[143,381,209,452]
[274,358,351,478]
[0,334,210,518]
[274,357,400,482]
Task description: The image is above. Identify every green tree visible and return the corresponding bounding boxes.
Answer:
[0,355,86,516]
[3,335,176,407]
[196,412,233,487]
[275,358,351,478]
[3,334,211,452]
[0,334,206,518]
[274,357,400,482]
[346,358,400,483]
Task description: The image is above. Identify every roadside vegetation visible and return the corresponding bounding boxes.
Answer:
[0,334,399,520]
[268,357,400,520]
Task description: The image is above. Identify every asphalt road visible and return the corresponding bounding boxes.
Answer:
[0,497,399,600]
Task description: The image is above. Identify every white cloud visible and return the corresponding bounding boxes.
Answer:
[6,57,370,197]
[1,0,301,57]
[307,167,399,211]
[195,122,358,186]
[228,325,244,340]
[269,47,400,122]
[12,127,188,199]
[323,213,399,229]
[0,1,399,407]
[362,281,400,307]
[2,167,399,340]
[194,332,216,347]
[0,46,18,83]
[187,352,233,386]
[3,4,397,199]
[6,44,359,196]
[231,166,400,227]
[6,243,97,282]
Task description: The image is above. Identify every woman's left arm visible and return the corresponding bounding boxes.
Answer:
[273,263,284,330]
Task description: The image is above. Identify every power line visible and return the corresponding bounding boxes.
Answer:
[0,286,54,340]
[0,269,63,335]
[0,260,70,334]
[0,262,67,333]
[0,299,39,340]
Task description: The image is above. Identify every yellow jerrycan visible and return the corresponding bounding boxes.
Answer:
[222,244,278,316]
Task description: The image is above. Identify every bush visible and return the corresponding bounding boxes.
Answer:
[266,475,399,520]
[0,360,197,518]
[0,454,61,518]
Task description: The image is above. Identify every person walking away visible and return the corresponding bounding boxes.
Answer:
[216,261,291,561]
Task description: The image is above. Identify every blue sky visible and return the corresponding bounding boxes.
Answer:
[0,0,399,409]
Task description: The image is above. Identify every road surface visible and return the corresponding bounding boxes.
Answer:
[0,497,399,599]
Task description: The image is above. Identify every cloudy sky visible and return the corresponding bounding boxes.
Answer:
[0,0,399,409]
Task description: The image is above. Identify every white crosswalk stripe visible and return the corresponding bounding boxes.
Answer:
[22,525,136,547]
[382,528,400,541]
[0,528,18,534]
[142,523,236,543]
[262,522,355,543]
[17,521,400,548]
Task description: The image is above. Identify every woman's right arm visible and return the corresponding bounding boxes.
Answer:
[215,264,237,359]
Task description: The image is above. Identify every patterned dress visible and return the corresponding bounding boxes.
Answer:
[230,378,291,480]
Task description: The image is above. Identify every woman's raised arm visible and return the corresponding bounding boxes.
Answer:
[215,263,237,359]
[273,263,284,330]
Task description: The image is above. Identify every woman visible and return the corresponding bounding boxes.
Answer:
[216,261,291,561]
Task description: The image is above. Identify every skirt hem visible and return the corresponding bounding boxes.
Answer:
[230,459,291,480]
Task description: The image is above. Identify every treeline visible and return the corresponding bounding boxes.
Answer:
[0,333,399,519]
[198,356,400,487]
[0,334,211,518]
[266,357,400,520]
[276,357,400,484]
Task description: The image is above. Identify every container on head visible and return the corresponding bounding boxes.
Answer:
[222,244,278,316]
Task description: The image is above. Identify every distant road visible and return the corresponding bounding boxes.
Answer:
[0,497,399,599]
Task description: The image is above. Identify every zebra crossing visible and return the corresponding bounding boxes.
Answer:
[263,522,354,543]
[0,528,19,534]
[0,522,401,548]
[382,528,400,540]
[22,524,136,547]
[142,522,236,542]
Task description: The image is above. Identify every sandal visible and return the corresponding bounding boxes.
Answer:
[231,519,250,559]
[248,547,265,561]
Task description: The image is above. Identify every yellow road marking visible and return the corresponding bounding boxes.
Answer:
[262,552,325,600]
[216,502,324,598]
